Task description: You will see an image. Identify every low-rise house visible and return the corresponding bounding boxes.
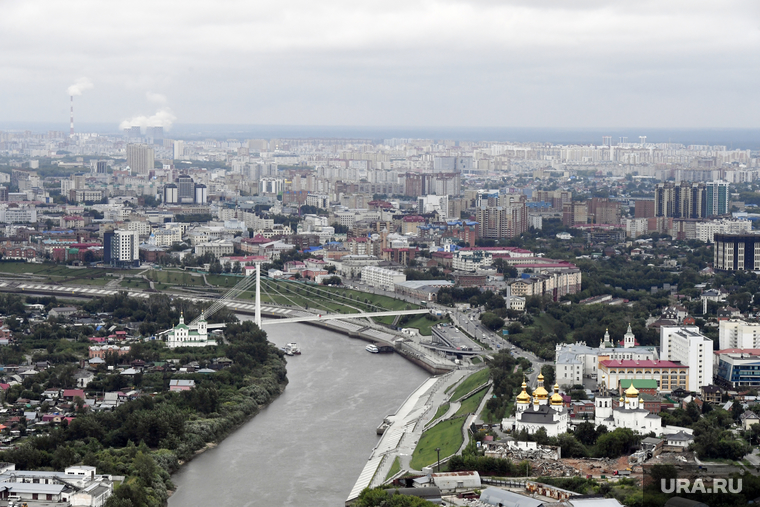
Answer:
[62,389,86,402]
[701,385,722,404]
[663,430,694,451]
[741,410,760,430]
[49,306,78,319]
[169,379,195,392]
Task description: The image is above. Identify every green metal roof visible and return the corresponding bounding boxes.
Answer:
[619,379,658,389]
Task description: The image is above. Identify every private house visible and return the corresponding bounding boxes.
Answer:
[49,307,78,319]
[169,380,196,392]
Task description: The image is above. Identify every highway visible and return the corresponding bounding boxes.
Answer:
[346,279,547,388]
[6,275,547,384]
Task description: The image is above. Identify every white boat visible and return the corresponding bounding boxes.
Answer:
[282,343,301,356]
[365,344,379,353]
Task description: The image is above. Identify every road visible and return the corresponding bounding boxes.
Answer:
[347,278,547,387]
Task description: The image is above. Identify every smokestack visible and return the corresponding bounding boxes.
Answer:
[70,95,74,138]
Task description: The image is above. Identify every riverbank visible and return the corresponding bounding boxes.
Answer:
[168,321,431,507]
[0,319,290,507]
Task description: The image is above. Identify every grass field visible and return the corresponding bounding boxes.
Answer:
[454,389,487,417]
[397,314,441,336]
[409,417,465,470]
[385,456,401,481]
[147,270,206,288]
[433,402,450,421]
[450,368,490,401]
[120,279,152,290]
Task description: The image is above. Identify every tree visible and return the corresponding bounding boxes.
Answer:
[732,401,744,420]
[594,428,639,458]
[541,365,555,386]
[480,312,505,331]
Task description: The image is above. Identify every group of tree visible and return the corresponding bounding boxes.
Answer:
[0,319,288,507]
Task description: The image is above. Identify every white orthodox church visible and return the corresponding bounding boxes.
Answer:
[600,324,637,349]
[514,374,569,437]
[594,375,661,433]
[165,312,218,348]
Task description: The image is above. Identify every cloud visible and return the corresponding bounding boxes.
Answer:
[146,92,167,104]
[67,77,93,96]
[2,0,760,127]
[119,108,177,131]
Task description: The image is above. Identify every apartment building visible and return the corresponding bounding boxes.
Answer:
[659,326,713,392]
[452,250,493,272]
[719,319,760,349]
[361,266,407,291]
[104,229,139,268]
[195,240,234,257]
[508,269,582,301]
[696,219,752,243]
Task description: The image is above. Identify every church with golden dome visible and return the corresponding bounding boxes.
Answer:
[594,375,661,433]
[514,373,569,437]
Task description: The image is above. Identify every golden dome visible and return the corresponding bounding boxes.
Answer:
[537,373,545,381]
[625,384,639,398]
[516,386,531,404]
[619,397,624,403]
[550,386,564,405]
[533,385,549,399]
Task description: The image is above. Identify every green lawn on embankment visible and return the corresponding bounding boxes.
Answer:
[385,456,401,481]
[433,402,450,421]
[449,368,490,401]
[409,418,465,470]
[454,389,487,417]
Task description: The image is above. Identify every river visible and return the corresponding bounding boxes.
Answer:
[168,318,431,507]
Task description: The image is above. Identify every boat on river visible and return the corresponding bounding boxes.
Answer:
[365,344,379,353]
[282,343,301,356]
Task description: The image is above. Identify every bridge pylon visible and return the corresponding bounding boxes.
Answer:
[255,262,261,328]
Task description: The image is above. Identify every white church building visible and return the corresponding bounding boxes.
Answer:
[594,376,662,433]
[514,374,569,437]
[165,312,218,348]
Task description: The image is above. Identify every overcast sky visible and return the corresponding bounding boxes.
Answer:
[1,0,759,130]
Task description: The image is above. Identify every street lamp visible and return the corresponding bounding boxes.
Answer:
[436,447,441,473]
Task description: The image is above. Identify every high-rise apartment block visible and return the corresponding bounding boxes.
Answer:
[126,144,155,175]
[634,199,656,218]
[719,319,760,349]
[562,202,588,226]
[476,195,527,239]
[660,326,713,392]
[655,181,729,219]
[587,198,620,225]
[104,229,140,268]
[705,181,729,216]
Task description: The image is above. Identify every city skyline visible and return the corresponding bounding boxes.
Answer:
[1,1,759,129]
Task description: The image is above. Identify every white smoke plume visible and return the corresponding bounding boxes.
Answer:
[119,108,177,131]
[67,77,93,96]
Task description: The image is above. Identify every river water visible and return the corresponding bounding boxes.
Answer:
[168,318,431,507]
